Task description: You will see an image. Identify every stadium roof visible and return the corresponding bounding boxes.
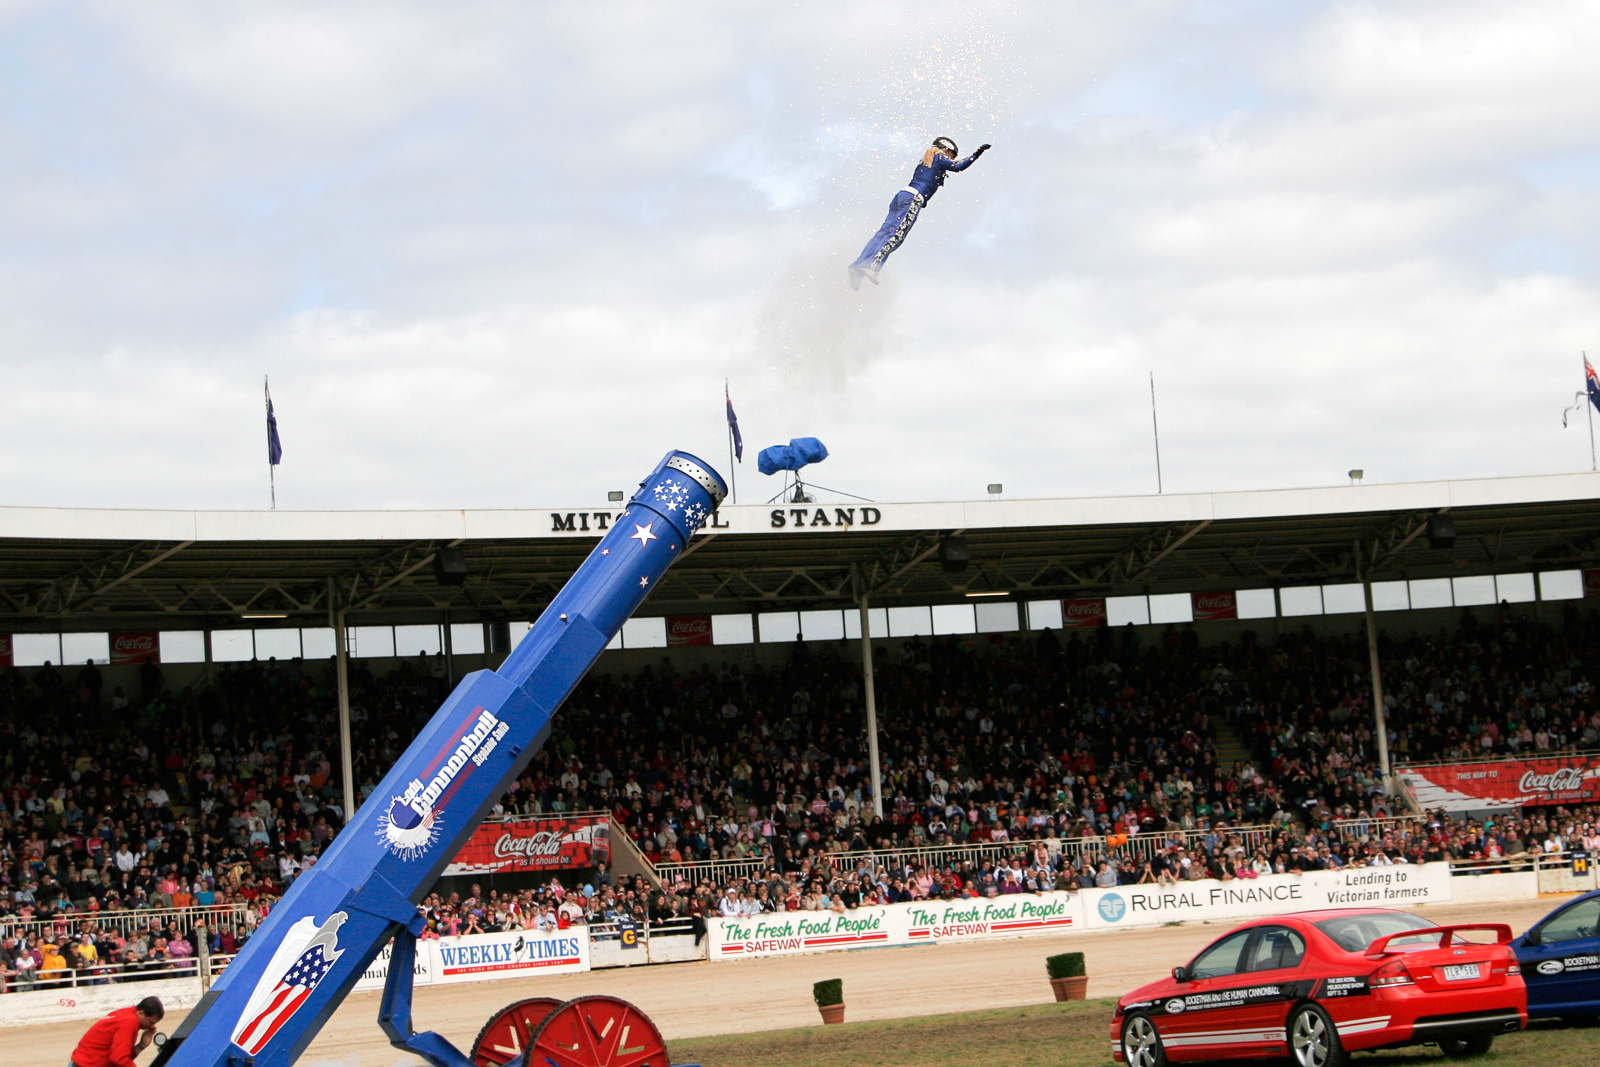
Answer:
[2,472,1598,631]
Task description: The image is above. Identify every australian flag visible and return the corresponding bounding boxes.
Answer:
[266,379,284,466]
[1563,356,1600,427]
[231,913,345,1055]
[725,382,743,461]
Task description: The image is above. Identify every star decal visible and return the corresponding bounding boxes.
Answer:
[601,548,610,556]
[639,576,649,587]
[629,522,659,546]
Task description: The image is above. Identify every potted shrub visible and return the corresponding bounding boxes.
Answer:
[1046,951,1088,1001]
[813,978,845,1024]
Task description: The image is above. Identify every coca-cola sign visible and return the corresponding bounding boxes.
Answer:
[666,616,712,646]
[0,634,10,669]
[1398,756,1600,811]
[1060,598,1107,629]
[109,631,160,665]
[1191,591,1238,622]
[1585,569,1600,598]
[445,814,611,876]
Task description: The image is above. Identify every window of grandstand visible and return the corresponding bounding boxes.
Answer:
[1497,572,1537,602]
[843,607,889,639]
[1107,594,1150,626]
[10,632,60,665]
[1541,569,1584,599]
[757,611,800,643]
[352,625,395,658]
[1147,592,1192,625]
[800,609,846,641]
[210,628,254,661]
[1452,574,1497,606]
[1236,588,1276,619]
[301,627,337,658]
[1371,580,1410,611]
[60,631,110,664]
[1409,577,1453,609]
[931,604,976,634]
[253,628,301,660]
[1321,582,1365,614]
[1279,584,1323,616]
[159,629,206,662]
[887,605,933,636]
[1026,599,1062,629]
[621,616,666,648]
[506,620,533,651]
[449,622,486,654]
[973,600,1019,632]
[712,613,754,644]
[394,624,443,656]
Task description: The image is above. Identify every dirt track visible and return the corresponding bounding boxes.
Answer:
[17,897,1564,1066]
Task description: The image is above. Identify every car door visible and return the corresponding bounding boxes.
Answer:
[1159,928,1280,1057]
[1236,924,1309,1045]
[1519,896,1600,1017]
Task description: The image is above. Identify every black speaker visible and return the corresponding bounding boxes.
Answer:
[1427,514,1456,550]
[433,546,467,586]
[939,536,970,572]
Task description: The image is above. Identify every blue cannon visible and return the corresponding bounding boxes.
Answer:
[155,451,725,1067]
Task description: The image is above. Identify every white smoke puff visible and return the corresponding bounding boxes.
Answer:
[755,249,900,388]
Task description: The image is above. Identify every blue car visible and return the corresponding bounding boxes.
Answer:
[1512,888,1600,1021]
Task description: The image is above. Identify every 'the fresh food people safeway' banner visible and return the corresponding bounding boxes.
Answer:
[1079,863,1454,931]
[444,814,611,875]
[1398,756,1600,811]
[708,891,1083,960]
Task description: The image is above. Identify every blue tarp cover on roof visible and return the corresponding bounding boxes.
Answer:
[757,437,829,475]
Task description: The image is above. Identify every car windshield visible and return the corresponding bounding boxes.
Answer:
[1314,912,1437,953]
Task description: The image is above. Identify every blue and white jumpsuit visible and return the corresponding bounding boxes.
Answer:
[850,150,981,282]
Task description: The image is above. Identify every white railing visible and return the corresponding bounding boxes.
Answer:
[0,903,251,945]
[1,957,201,994]
[586,917,697,943]
[653,816,1424,888]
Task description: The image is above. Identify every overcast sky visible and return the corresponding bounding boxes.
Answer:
[2,2,1598,511]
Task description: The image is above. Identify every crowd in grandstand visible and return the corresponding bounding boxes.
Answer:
[1,600,1597,985]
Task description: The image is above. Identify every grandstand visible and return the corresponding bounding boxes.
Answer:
[3,472,1600,989]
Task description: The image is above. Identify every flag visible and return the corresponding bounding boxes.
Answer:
[1562,356,1600,427]
[725,382,743,461]
[231,912,346,1055]
[266,380,284,466]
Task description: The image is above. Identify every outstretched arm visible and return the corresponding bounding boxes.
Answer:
[939,144,991,173]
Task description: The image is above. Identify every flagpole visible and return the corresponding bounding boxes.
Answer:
[1149,371,1164,494]
[725,379,738,505]
[265,376,276,510]
[1587,354,1597,472]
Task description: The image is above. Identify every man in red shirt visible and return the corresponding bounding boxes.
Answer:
[70,996,163,1067]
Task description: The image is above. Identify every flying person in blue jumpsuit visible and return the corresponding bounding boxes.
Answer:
[849,136,990,290]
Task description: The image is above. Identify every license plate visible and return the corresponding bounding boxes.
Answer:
[1442,963,1481,982]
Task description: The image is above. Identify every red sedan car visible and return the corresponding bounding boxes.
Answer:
[1110,909,1525,1066]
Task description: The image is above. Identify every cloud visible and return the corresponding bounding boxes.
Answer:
[1,2,1598,511]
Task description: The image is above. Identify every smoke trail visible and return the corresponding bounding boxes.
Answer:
[755,248,899,388]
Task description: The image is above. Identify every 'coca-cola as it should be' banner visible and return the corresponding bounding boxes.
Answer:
[1397,756,1600,811]
[1191,591,1238,622]
[1060,598,1107,629]
[666,616,712,646]
[109,631,160,665]
[444,815,612,876]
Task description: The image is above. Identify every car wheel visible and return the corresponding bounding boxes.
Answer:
[1288,1003,1349,1067]
[1439,1034,1494,1058]
[1120,1012,1168,1067]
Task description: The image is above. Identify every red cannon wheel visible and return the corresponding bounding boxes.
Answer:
[526,995,670,1067]
[470,997,564,1066]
